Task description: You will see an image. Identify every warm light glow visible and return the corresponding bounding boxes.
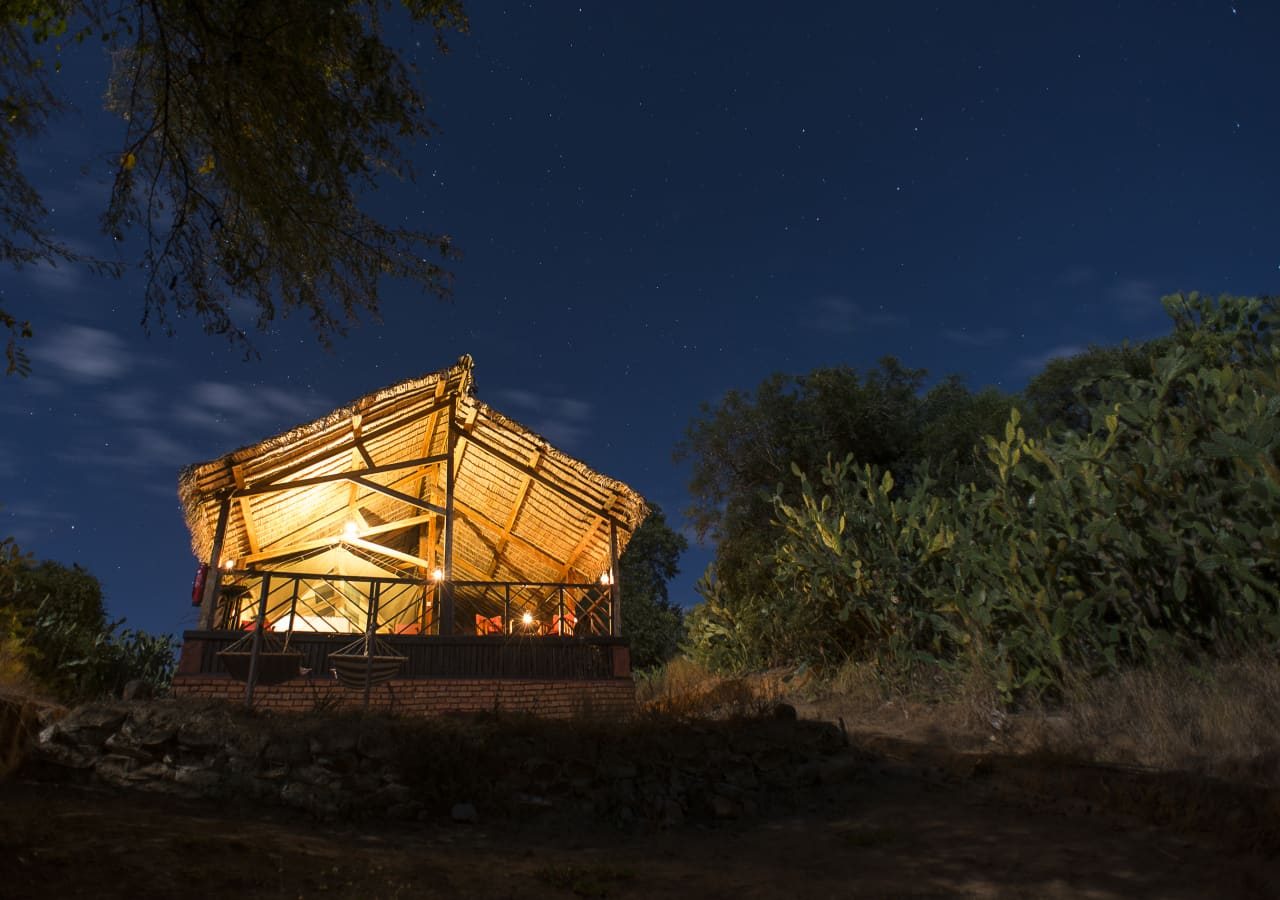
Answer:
[343,520,358,538]
[600,572,613,586]
[431,568,444,582]
[521,611,534,626]
[222,558,236,570]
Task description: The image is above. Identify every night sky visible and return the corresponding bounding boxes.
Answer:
[3,2,1278,637]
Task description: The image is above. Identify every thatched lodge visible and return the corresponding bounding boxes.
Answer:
[172,355,647,716]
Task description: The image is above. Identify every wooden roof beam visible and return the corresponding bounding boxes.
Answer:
[241,514,435,564]
[230,464,262,556]
[453,500,567,570]
[233,454,449,498]
[488,449,541,576]
[455,428,624,527]
[344,536,432,571]
[558,514,606,581]
[240,393,457,491]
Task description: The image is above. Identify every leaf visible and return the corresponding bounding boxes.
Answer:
[121,151,137,171]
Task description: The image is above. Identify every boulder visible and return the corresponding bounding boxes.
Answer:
[121,680,154,701]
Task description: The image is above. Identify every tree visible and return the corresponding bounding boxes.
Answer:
[1020,339,1170,436]
[676,357,1011,625]
[618,504,688,670]
[2,0,468,375]
[0,554,175,701]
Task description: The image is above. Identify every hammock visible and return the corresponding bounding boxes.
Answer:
[216,630,302,685]
[328,633,406,689]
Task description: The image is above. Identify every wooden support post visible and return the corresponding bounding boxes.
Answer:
[244,575,271,709]
[441,398,457,635]
[363,582,381,710]
[199,496,232,630]
[609,520,621,637]
[285,580,300,639]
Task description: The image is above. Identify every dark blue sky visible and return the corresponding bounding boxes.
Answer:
[3,2,1277,635]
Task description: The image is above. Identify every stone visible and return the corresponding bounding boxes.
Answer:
[451,802,479,824]
[123,721,177,750]
[753,746,791,772]
[387,800,425,821]
[93,753,140,782]
[175,718,222,751]
[512,792,553,808]
[52,706,128,749]
[772,702,798,721]
[103,732,158,762]
[356,730,397,761]
[291,764,336,787]
[600,760,638,780]
[172,765,223,793]
[263,735,311,765]
[710,794,740,819]
[322,730,359,754]
[660,798,684,827]
[31,740,96,770]
[377,782,415,806]
[121,680,154,701]
[724,761,758,790]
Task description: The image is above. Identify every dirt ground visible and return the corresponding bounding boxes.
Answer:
[2,724,1277,900]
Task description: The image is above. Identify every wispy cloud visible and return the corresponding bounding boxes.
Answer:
[28,325,131,381]
[1,500,78,544]
[1106,278,1161,318]
[942,326,1009,347]
[174,381,329,436]
[497,389,593,450]
[1017,343,1084,374]
[1060,264,1096,286]
[808,296,906,334]
[56,426,195,471]
[103,388,159,422]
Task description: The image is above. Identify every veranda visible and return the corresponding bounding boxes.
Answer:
[173,356,646,712]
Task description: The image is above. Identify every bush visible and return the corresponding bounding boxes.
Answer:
[0,552,176,703]
[686,293,1280,701]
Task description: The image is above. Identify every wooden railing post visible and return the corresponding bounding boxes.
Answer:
[441,398,457,634]
[609,520,621,637]
[244,574,271,709]
[363,581,382,710]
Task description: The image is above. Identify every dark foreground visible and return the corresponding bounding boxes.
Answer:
[2,737,1277,900]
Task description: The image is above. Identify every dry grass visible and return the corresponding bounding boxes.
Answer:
[634,657,787,719]
[818,656,1006,742]
[0,638,48,706]
[1026,651,1280,784]
[807,650,1280,786]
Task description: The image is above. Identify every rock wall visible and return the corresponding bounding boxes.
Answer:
[28,699,852,827]
[0,692,64,780]
[170,674,637,718]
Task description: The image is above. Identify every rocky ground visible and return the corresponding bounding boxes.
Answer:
[1,696,1278,898]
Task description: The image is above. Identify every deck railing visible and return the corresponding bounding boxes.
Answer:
[181,630,621,680]
[214,569,614,638]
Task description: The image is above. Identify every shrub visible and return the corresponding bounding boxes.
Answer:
[687,293,1280,701]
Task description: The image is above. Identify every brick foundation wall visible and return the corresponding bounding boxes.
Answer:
[170,674,636,718]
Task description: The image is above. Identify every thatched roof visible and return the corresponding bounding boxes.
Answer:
[178,355,648,585]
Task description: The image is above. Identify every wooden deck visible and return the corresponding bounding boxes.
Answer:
[179,630,627,681]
